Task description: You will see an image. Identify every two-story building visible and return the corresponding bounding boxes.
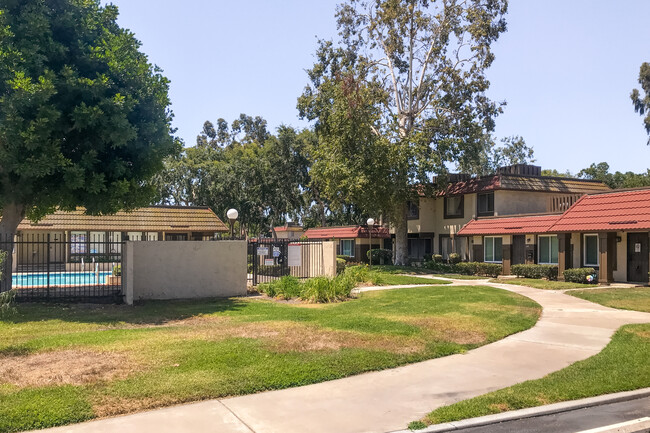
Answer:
[400,164,610,261]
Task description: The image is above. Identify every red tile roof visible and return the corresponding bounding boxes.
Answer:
[548,189,650,232]
[458,214,562,236]
[273,226,304,232]
[304,226,390,239]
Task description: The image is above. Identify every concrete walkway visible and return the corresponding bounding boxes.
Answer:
[40,280,650,433]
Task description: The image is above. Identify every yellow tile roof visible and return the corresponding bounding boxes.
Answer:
[17,206,228,232]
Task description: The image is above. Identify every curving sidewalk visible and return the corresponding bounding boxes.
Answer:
[41,280,650,433]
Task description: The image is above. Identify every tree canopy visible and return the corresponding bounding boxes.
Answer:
[631,62,650,144]
[0,0,177,231]
[299,0,508,264]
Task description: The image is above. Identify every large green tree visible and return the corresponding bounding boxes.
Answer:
[0,0,177,286]
[631,62,650,144]
[299,0,508,264]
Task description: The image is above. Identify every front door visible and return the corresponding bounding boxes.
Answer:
[627,233,649,283]
[512,235,526,265]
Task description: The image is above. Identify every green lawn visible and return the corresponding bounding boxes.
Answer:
[415,323,650,428]
[0,286,540,432]
[569,287,650,313]
[373,265,487,280]
[489,278,598,290]
[374,274,451,286]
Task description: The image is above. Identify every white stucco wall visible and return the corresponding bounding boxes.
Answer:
[124,241,247,303]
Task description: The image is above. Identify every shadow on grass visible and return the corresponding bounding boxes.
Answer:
[2,297,251,326]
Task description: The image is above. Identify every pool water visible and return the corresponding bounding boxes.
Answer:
[13,272,114,287]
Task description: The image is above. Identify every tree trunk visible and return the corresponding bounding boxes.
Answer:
[394,202,409,266]
[0,203,25,292]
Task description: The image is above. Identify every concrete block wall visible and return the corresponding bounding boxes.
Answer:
[124,240,247,304]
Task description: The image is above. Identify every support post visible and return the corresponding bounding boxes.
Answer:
[598,232,615,284]
[557,233,572,281]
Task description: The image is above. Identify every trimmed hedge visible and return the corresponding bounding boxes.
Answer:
[511,264,558,280]
[563,268,598,284]
[423,260,502,277]
[336,258,346,275]
[367,248,393,265]
[448,253,461,264]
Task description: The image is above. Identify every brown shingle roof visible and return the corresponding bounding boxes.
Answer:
[458,214,562,236]
[17,206,228,232]
[439,174,610,196]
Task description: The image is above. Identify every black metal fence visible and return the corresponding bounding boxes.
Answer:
[0,233,123,302]
[248,238,324,286]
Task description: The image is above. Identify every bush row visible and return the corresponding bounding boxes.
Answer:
[367,249,393,265]
[423,261,502,277]
[563,268,598,284]
[511,264,558,280]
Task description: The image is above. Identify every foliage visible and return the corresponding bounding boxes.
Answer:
[458,135,535,176]
[367,248,393,265]
[156,119,311,237]
[111,265,121,277]
[448,253,461,265]
[511,264,558,280]
[577,162,650,189]
[301,276,354,303]
[0,0,177,225]
[491,278,596,290]
[337,255,358,264]
[631,62,650,144]
[424,261,500,277]
[563,268,598,284]
[257,276,302,300]
[476,263,502,278]
[298,0,509,264]
[336,258,347,274]
[453,262,478,275]
[432,254,443,263]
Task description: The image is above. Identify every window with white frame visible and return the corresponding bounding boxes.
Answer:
[340,239,354,257]
[127,232,143,241]
[484,236,503,263]
[108,232,122,254]
[584,234,599,267]
[146,232,159,241]
[538,235,559,264]
[89,231,106,254]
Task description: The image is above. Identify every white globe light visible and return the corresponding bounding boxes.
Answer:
[367,218,375,226]
[227,208,239,220]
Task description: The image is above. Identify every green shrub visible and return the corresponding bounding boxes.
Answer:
[448,253,461,264]
[423,254,433,262]
[367,248,393,265]
[343,265,380,285]
[301,277,335,302]
[423,261,455,273]
[258,276,302,299]
[454,262,478,275]
[511,264,558,280]
[336,258,346,275]
[564,268,598,284]
[433,254,444,263]
[476,262,502,277]
[337,255,357,264]
[112,264,122,276]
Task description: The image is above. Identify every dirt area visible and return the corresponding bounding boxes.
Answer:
[403,316,487,345]
[0,349,137,387]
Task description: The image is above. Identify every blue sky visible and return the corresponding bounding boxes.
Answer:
[104,0,650,174]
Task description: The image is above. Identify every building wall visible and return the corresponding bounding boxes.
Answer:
[613,232,627,282]
[408,197,437,233]
[124,240,247,303]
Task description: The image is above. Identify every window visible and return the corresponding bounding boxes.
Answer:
[584,234,599,267]
[70,231,87,254]
[408,238,431,259]
[538,235,559,264]
[146,232,159,241]
[108,232,122,254]
[127,232,143,241]
[484,236,503,263]
[444,196,464,219]
[407,201,420,220]
[477,192,495,216]
[340,239,354,257]
[89,231,106,254]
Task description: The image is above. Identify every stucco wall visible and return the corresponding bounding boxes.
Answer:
[407,197,437,233]
[124,241,246,304]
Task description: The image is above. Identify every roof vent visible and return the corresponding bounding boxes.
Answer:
[497,164,541,177]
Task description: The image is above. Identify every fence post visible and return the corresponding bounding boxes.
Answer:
[46,233,51,298]
[123,241,134,305]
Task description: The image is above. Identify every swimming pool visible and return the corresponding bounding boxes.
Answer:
[13,271,114,287]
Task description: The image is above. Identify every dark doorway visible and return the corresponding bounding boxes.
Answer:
[512,235,526,265]
[627,233,649,283]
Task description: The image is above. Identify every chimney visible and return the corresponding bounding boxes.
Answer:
[497,164,541,177]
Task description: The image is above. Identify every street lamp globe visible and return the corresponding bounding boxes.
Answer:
[367,218,375,226]
[227,209,239,220]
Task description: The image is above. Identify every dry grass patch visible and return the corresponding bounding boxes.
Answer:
[401,315,487,345]
[0,350,137,387]
[91,394,176,418]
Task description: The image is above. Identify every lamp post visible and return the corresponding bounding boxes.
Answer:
[367,218,375,266]
[227,208,238,239]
